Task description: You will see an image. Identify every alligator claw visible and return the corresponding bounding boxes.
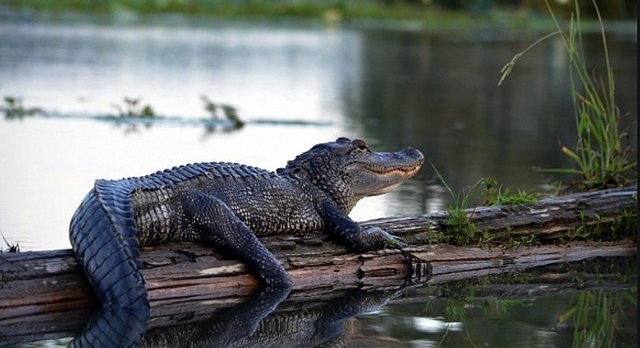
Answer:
[398,248,431,284]
[362,226,407,250]
[388,235,408,249]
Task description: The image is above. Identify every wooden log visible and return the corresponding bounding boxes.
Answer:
[0,187,636,345]
[0,242,635,346]
[362,186,637,243]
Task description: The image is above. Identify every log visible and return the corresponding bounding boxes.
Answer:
[0,187,636,345]
[362,186,637,243]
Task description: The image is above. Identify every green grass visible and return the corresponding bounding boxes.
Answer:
[500,0,636,189]
[431,167,545,246]
[549,0,636,189]
[565,209,637,242]
[482,178,539,206]
[430,162,483,246]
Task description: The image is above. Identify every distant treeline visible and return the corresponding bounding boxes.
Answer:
[0,0,635,19]
[422,0,636,18]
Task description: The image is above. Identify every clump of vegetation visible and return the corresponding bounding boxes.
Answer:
[1,96,44,119]
[445,208,481,246]
[565,208,637,243]
[431,167,545,246]
[431,163,483,246]
[1,234,20,253]
[111,97,156,118]
[499,0,636,189]
[201,95,245,129]
[503,234,540,249]
[549,1,636,189]
[482,177,539,206]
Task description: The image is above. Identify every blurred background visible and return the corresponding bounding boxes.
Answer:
[0,2,636,347]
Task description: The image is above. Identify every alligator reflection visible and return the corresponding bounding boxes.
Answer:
[138,288,399,347]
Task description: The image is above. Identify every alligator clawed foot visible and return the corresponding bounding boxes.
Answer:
[388,235,408,249]
[362,226,407,250]
[396,247,431,285]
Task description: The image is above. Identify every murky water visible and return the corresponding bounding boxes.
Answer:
[357,258,638,348]
[0,12,636,348]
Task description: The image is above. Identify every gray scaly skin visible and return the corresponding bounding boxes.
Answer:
[68,137,424,347]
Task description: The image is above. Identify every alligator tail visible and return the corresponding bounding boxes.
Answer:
[68,180,149,348]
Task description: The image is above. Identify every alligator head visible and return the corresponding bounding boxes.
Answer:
[278,137,424,213]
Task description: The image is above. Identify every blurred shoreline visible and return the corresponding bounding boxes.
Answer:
[0,1,636,36]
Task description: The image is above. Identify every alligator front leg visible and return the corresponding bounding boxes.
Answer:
[184,191,293,289]
[320,201,406,252]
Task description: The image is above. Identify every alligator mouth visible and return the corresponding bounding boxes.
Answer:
[362,161,424,196]
[362,152,424,177]
[367,163,422,177]
[350,147,424,197]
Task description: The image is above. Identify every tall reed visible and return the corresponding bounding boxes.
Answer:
[500,0,635,189]
[552,1,635,188]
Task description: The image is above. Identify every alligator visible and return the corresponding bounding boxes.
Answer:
[68,137,424,347]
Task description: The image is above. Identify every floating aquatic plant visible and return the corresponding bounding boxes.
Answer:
[1,96,44,119]
[1,234,20,253]
[201,95,245,129]
[111,97,156,118]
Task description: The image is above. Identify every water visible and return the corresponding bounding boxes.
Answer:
[364,256,638,348]
[0,12,636,347]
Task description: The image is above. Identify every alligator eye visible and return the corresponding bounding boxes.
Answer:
[352,139,367,147]
[349,146,369,155]
[354,139,371,150]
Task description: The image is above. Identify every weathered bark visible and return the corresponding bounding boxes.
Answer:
[361,186,637,244]
[0,187,636,346]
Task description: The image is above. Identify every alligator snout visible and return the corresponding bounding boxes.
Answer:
[401,147,425,164]
[394,147,425,172]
